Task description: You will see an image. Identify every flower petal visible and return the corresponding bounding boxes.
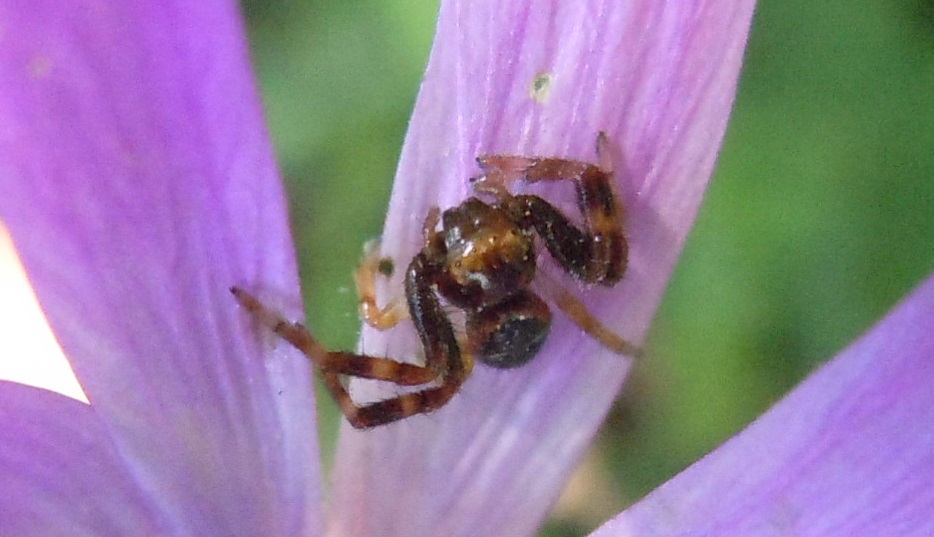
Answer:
[328,1,755,535]
[0,382,166,536]
[0,2,320,533]
[592,272,934,536]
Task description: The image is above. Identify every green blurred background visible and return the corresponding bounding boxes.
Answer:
[241,1,934,535]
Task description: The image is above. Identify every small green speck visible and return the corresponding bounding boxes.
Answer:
[377,258,395,277]
[530,72,554,103]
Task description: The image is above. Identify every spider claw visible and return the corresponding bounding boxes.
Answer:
[230,286,285,333]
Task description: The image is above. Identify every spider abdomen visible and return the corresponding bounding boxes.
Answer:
[467,291,552,368]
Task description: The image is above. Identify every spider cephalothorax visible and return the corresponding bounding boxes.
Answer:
[233,133,642,428]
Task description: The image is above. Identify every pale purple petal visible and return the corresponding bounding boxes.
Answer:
[328,1,755,536]
[0,382,167,535]
[0,1,320,534]
[592,271,934,536]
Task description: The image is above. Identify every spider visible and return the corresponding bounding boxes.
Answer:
[232,133,642,429]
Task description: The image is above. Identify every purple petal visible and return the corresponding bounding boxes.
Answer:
[593,272,934,536]
[0,1,320,533]
[0,382,166,535]
[328,1,755,535]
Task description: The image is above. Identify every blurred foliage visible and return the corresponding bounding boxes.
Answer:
[241,0,934,535]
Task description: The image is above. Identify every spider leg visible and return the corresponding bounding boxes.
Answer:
[354,203,443,331]
[513,192,627,285]
[312,251,474,428]
[533,270,643,358]
[473,136,613,196]
[231,246,474,429]
[355,239,409,330]
[421,206,441,242]
[318,350,473,429]
[474,133,627,285]
[230,287,437,385]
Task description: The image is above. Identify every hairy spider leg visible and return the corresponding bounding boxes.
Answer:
[472,133,639,357]
[474,134,627,285]
[510,191,627,285]
[533,269,643,358]
[318,359,468,429]
[230,287,438,385]
[318,251,474,428]
[231,250,475,428]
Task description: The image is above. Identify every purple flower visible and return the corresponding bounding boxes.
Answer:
[593,274,934,535]
[0,2,319,534]
[2,1,932,536]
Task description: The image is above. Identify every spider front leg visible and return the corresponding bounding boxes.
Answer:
[474,133,627,285]
[354,207,442,331]
[231,286,455,428]
[355,239,409,330]
[231,248,473,428]
[318,252,474,428]
[231,287,438,385]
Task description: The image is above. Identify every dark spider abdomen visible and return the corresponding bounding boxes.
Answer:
[467,291,552,368]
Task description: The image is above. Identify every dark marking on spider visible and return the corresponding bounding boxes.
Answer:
[232,132,642,429]
[376,257,395,278]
